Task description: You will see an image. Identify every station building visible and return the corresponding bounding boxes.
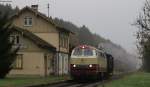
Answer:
[9,5,72,76]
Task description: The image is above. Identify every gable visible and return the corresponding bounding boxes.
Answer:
[11,26,56,52]
[11,31,44,52]
[12,9,58,33]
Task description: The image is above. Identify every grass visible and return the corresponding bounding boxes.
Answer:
[99,72,150,87]
[0,75,70,87]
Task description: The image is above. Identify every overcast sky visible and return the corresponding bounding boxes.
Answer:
[9,0,145,54]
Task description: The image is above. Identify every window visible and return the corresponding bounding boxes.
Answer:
[24,17,32,26]
[72,48,94,56]
[10,35,20,45]
[73,48,82,56]
[84,48,93,56]
[60,33,68,48]
[60,34,63,47]
[65,36,68,48]
[13,54,23,69]
[62,36,65,47]
[99,52,105,58]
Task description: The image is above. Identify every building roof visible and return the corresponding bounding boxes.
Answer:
[12,6,73,34]
[12,26,56,52]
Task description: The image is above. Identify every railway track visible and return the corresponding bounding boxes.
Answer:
[28,80,102,87]
[42,80,101,87]
[28,73,132,87]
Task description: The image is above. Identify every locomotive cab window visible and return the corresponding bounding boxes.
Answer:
[72,47,94,57]
[73,48,82,56]
[84,48,93,56]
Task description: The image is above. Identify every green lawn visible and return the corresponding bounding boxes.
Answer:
[0,75,70,87]
[100,72,150,87]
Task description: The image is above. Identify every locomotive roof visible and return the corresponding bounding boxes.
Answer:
[75,45,105,53]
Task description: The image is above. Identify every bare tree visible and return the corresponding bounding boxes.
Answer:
[135,0,150,72]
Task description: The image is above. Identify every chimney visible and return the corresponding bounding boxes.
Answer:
[31,5,38,11]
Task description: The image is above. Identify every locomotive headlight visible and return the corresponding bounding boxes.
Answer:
[89,64,92,68]
[73,64,76,67]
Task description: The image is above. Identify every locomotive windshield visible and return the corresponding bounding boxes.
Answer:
[84,48,93,56]
[73,48,82,56]
[72,47,94,56]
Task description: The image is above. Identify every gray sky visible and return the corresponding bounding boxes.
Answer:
[10,0,145,54]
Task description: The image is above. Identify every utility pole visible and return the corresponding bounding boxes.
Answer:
[47,3,50,17]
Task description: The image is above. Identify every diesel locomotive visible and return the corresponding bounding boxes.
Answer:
[70,45,114,80]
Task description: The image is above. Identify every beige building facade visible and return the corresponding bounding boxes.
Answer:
[9,5,71,76]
